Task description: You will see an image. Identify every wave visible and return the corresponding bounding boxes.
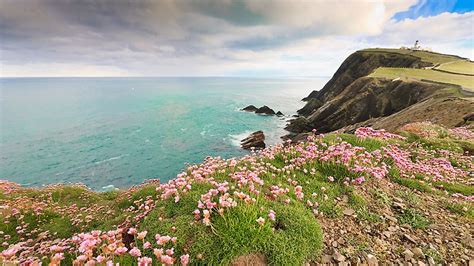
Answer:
[94,154,129,165]
[227,130,253,147]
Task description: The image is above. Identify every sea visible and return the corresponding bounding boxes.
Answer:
[0,77,327,190]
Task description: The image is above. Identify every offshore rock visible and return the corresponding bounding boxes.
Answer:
[242,105,258,112]
[255,105,276,115]
[241,131,266,150]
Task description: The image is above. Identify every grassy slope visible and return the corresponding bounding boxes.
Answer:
[1,124,473,264]
[369,67,474,91]
[437,60,474,75]
[362,48,474,92]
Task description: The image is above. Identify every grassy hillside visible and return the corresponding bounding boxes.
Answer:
[362,48,474,93]
[369,67,474,92]
[1,123,473,265]
[437,60,474,75]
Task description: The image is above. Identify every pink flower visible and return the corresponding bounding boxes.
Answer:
[138,256,153,266]
[327,176,335,182]
[115,246,128,255]
[153,248,163,258]
[128,228,138,235]
[96,255,106,263]
[268,210,276,221]
[129,247,142,257]
[180,254,190,265]
[137,231,147,240]
[160,255,175,265]
[256,217,265,225]
[143,241,152,249]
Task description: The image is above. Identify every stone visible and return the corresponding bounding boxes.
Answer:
[402,249,414,260]
[333,251,346,262]
[427,257,435,266]
[404,234,417,244]
[242,105,258,112]
[255,105,276,115]
[343,208,355,216]
[240,131,265,150]
[367,254,378,266]
[321,254,333,264]
[276,111,284,116]
[411,247,424,258]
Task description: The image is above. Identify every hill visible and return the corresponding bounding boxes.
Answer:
[287,48,473,136]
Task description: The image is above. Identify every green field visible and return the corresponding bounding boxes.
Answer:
[437,60,474,75]
[369,67,474,92]
[362,48,464,65]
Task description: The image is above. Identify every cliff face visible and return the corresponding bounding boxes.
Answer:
[287,50,471,135]
[303,51,432,103]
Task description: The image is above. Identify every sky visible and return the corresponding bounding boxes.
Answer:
[0,0,473,77]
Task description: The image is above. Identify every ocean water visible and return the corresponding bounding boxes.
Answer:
[0,77,327,190]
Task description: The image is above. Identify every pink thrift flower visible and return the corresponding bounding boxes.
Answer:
[129,247,142,257]
[138,256,153,266]
[137,231,147,240]
[180,254,190,265]
[256,217,265,225]
[143,241,152,249]
[268,210,276,221]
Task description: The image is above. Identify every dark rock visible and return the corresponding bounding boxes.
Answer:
[255,106,275,115]
[463,112,474,122]
[285,117,313,133]
[242,105,258,112]
[241,131,265,150]
[276,111,284,116]
[297,98,323,116]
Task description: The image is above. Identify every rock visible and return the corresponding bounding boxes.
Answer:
[321,254,333,264]
[343,208,355,216]
[402,249,414,260]
[231,253,266,266]
[255,105,276,115]
[463,112,474,122]
[412,247,424,258]
[285,117,313,133]
[276,111,284,116]
[241,131,265,150]
[242,105,258,112]
[418,261,426,266]
[427,257,435,266]
[404,234,417,244]
[333,251,346,262]
[367,254,378,266]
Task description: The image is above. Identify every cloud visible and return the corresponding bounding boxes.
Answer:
[0,0,471,77]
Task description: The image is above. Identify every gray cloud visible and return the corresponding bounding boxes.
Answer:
[1,0,470,77]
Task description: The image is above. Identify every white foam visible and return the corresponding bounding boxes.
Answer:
[228,130,253,147]
[94,154,129,165]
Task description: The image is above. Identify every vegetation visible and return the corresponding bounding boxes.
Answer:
[1,123,472,265]
[369,67,474,91]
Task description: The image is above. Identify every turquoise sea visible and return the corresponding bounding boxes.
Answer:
[0,77,327,190]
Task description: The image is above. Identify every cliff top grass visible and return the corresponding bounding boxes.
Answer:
[361,48,467,65]
[369,67,474,92]
[1,124,473,265]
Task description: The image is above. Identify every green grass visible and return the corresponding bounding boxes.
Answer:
[369,67,474,92]
[322,133,387,151]
[395,190,420,206]
[361,48,463,64]
[437,60,474,75]
[397,208,431,229]
[392,177,435,194]
[443,201,474,219]
[433,181,474,196]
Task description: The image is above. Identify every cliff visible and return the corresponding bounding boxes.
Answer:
[288,49,474,135]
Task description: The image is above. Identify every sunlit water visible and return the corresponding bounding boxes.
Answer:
[0,77,327,189]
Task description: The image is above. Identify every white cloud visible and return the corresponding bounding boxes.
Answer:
[0,0,471,77]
